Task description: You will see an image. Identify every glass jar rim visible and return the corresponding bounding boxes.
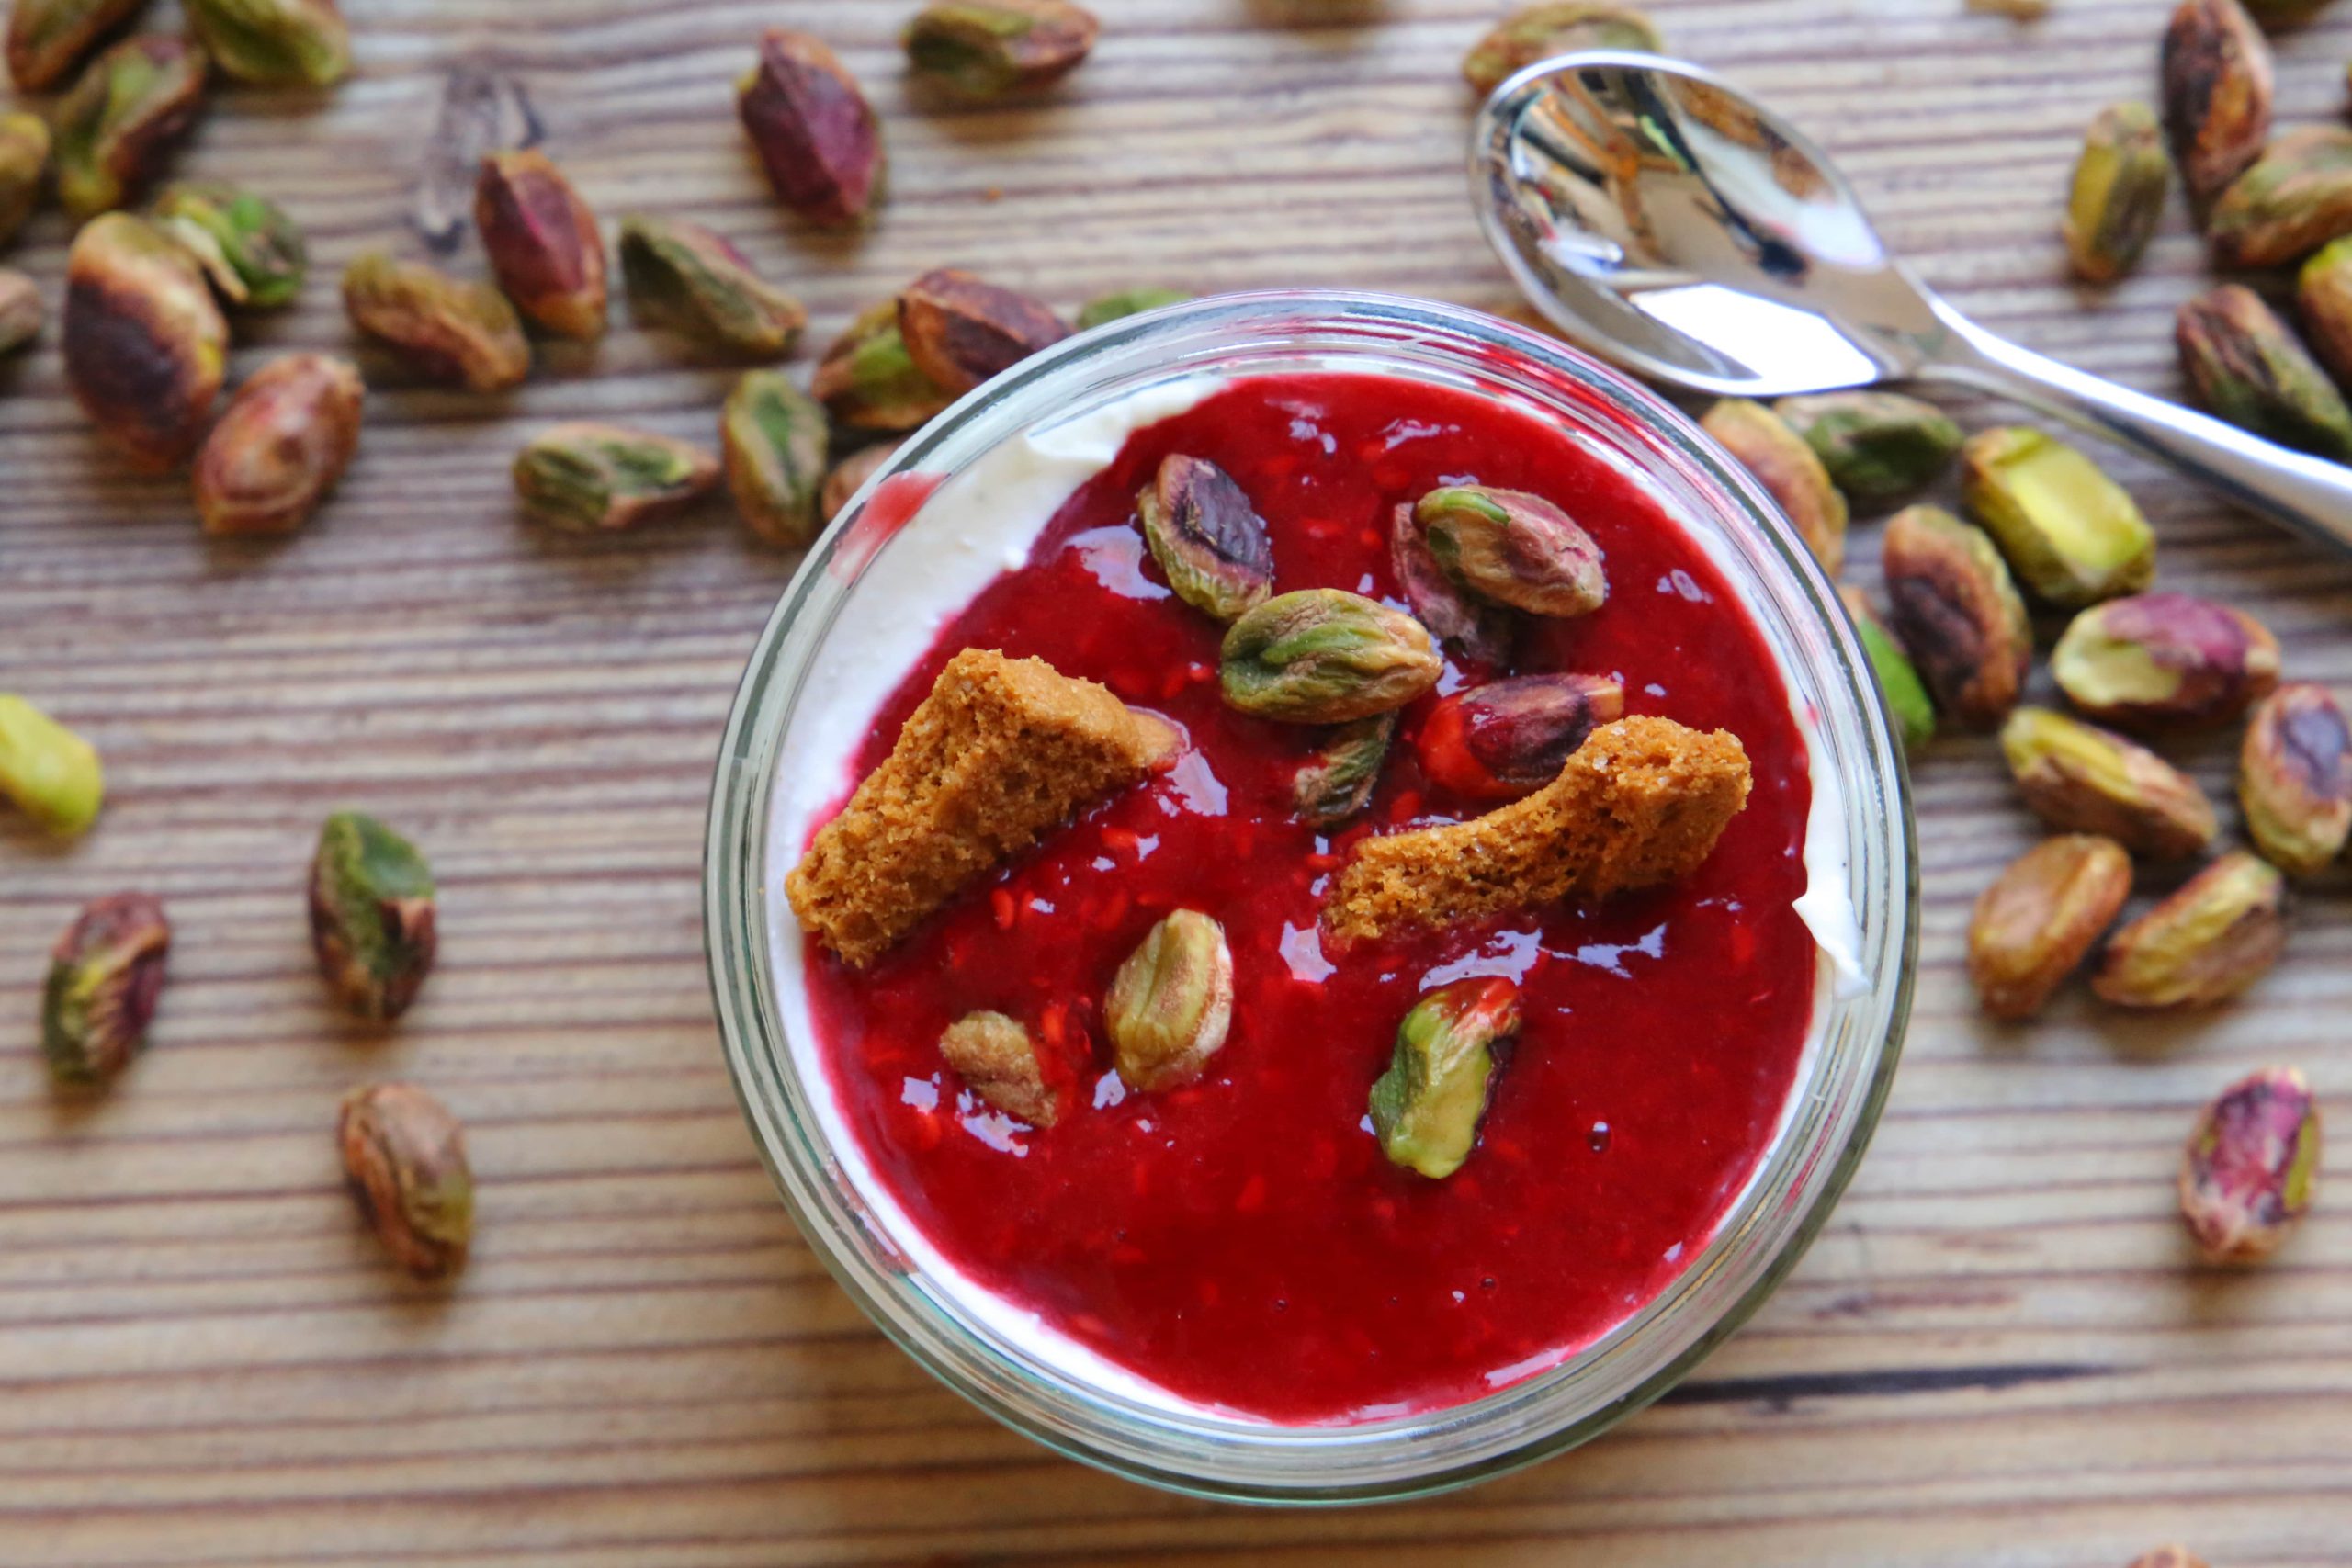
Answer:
[705,289,1918,1505]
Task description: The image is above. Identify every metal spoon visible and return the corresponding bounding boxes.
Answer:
[1470,51,2352,558]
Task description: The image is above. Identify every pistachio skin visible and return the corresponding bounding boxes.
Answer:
[2294,236,2352,389]
[738,28,886,229]
[2239,682,2352,878]
[1774,390,1962,510]
[0,269,42,356]
[1075,287,1189,331]
[338,1082,473,1282]
[1106,910,1234,1092]
[898,267,1069,397]
[938,1010,1068,1127]
[0,694,103,836]
[2209,126,2352,268]
[811,302,956,432]
[62,212,228,472]
[1702,398,1848,572]
[1387,501,1514,668]
[152,182,308,309]
[342,252,530,392]
[2094,851,2287,1010]
[0,113,52,245]
[2178,1066,2319,1264]
[1463,4,1661,96]
[1959,427,2154,609]
[1880,504,2032,730]
[53,34,209,220]
[192,353,364,536]
[1415,485,1607,618]
[2176,285,2352,462]
[185,0,349,87]
[2064,101,2170,284]
[2050,592,2280,731]
[721,370,828,548]
[1839,586,1936,755]
[310,811,437,1024]
[1221,589,1442,725]
[42,892,170,1087]
[475,151,607,341]
[1292,712,1397,828]
[904,1,1099,101]
[1967,835,2132,1021]
[6,0,152,92]
[1136,454,1273,623]
[1370,977,1522,1180]
[2161,0,2271,203]
[617,214,806,359]
[2001,706,2220,860]
[1412,673,1624,802]
[514,423,720,533]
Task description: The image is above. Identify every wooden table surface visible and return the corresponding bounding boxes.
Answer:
[5,1,2351,1562]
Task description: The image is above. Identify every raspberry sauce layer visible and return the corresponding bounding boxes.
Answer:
[798,373,1818,1423]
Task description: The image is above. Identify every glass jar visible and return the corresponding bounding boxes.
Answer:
[705,291,1917,1504]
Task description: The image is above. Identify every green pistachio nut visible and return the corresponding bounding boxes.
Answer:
[514,422,720,533]
[185,0,348,86]
[1415,484,1608,617]
[342,252,529,392]
[2295,235,2352,389]
[0,113,51,245]
[1221,588,1443,724]
[42,892,170,1087]
[53,34,209,220]
[1838,587,1935,754]
[1774,390,1962,510]
[1292,712,1396,828]
[2051,591,2280,730]
[2094,851,2287,1010]
[1137,453,1274,623]
[1879,504,2032,730]
[1463,4,1661,96]
[1387,501,1514,667]
[1370,977,1522,1179]
[618,214,806,359]
[1959,427,2155,608]
[0,694,104,836]
[339,1082,473,1281]
[2000,705,2219,860]
[1702,398,1849,571]
[938,1010,1064,1127]
[2162,0,2270,203]
[152,181,308,309]
[904,0,1099,100]
[2176,284,2352,462]
[2178,1066,2321,1263]
[2209,127,2352,269]
[475,151,607,341]
[62,213,228,472]
[721,369,829,548]
[2064,101,2169,284]
[2239,682,2352,878]
[310,811,437,1023]
[1075,287,1189,331]
[6,0,151,92]
[810,300,955,432]
[1106,909,1234,1091]
[0,269,41,356]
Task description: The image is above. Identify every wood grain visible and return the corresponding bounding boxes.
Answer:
[5,1,2352,1563]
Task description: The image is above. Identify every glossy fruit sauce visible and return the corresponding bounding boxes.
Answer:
[799,372,1819,1423]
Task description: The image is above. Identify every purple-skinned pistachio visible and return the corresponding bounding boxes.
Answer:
[1136,454,1273,623]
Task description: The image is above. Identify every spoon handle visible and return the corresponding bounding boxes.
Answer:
[1918,304,2352,561]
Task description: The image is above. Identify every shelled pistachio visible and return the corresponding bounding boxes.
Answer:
[343,253,529,391]
[1136,454,1273,623]
[1416,485,1608,617]
[2176,284,2352,461]
[1959,427,2154,608]
[152,182,307,309]
[1702,398,1848,571]
[1880,504,2032,729]
[2239,682,2352,877]
[2178,1066,2320,1262]
[53,34,208,220]
[1967,835,2132,1021]
[338,1082,472,1281]
[192,353,364,536]
[2095,851,2286,1009]
[2064,101,2169,283]
[514,423,719,532]
[2161,0,2271,203]
[1220,589,1442,724]
[2050,592,2279,730]
[898,267,1069,396]
[1999,706,2219,859]
[42,893,170,1086]
[185,0,348,87]
[1773,390,1961,510]
[618,215,805,359]
[62,212,227,471]
[738,28,885,228]
[720,370,828,547]
[1370,977,1522,1179]
[1106,910,1234,1091]
[904,1,1099,100]
[310,811,436,1023]
[475,151,606,341]
[0,694,103,836]
[811,302,955,431]
[1462,5,1661,96]
[0,114,51,245]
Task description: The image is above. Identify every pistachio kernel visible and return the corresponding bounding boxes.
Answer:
[1136,453,1274,623]
[1221,589,1443,725]
[1106,910,1235,1092]
[2239,682,2352,878]
[338,1082,473,1282]
[1959,427,2155,609]
[153,182,308,310]
[342,252,530,392]
[938,1010,1068,1127]
[0,269,43,357]
[820,440,903,525]
[898,267,1069,397]
[738,28,887,229]
[1967,835,2132,1021]
[2209,126,2352,268]
[53,34,209,220]
[1413,673,1625,802]
[2064,101,2170,284]
[62,212,228,472]
[1702,398,1848,572]
[1839,586,1936,754]
[514,422,720,533]
[310,811,437,1023]
[41,892,170,1087]
[2000,706,2220,860]
[2294,235,2352,389]
[1387,501,1515,668]
[1462,5,1662,96]
[1292,712,1398,829]
[617,214,807,360]
[2161,0,2271,203]
[2178,1066,2320,1264]
[0,113,52,245]
[0,694,104,836]
[1773,390,1962,510]
[6,0,151,91]
[475,151,607,341]
[1415,484,1608,618]
[1370,977,1522,1179]
[810,302,956,432]
[904,1,1099,101]
[1879,504,2033,730]
[721,370,829,548]
[192,353,364,536]
[2177,284,2352,461]
[185,0,349,87]
[2051,591,2280,730]
[1075,287,1189,331]
[2095,852,2287,1010]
